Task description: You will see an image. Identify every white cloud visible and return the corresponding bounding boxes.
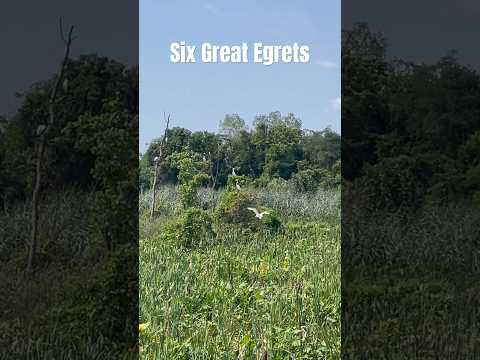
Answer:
[203,2,223,16]
[315,60,339,70]
[331,96,341,111]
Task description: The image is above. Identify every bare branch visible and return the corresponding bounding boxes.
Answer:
[59,17,66,44]
[160,112,171,150]
[27,18,76,273]
[150,113,172,219]
[48,23,75,128]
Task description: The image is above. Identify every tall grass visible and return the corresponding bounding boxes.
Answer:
[0,190,134,360]
[140,185,341,358]
[343,202,480,280]
[256,187,340,223]
[0,320,137,360]
[140,185,340,223]
[342,194,480,358]
[140,223,340,359]
[0,190,95,262]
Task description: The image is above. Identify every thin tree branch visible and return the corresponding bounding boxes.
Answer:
[150,113,171,219]
[27,19,76,273]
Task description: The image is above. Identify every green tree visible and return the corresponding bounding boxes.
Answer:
[260,114,303,180]
[69,102,138,251]
[167,151,210,210]
[342,23,389,180]
[302,128,341,169]
[219,114,247,138]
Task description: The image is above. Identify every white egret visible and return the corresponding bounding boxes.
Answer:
[236,181,241,190]
[36,124,47,136]
[247,207,270,219]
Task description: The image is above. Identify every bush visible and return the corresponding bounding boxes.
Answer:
[167,151,210,210]
[256,207,283,233]
[162,208,215,249]
[290,169,321,192]
[214,190,256,226]
[214,190,283,233]
[358,156,426,211]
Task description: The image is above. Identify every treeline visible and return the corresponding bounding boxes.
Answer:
[140,112,340,193]
[343,24,480,208]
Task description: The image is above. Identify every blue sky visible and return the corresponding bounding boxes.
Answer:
[140,0,340,152]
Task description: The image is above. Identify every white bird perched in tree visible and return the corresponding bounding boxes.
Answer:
[236,180,241,190]
[36,124,47,136]
[202,155,206,161]
[247,207,270,219]
[232,167,237,176]
[153,156,160,163]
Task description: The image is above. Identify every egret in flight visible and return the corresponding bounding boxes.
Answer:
[247,207,270,219]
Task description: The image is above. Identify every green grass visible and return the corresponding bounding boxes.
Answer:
[140,187,340,359]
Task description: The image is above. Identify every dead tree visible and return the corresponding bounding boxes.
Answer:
[27,19,75,272]
[150,113,171,219]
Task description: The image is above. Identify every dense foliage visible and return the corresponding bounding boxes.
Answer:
[343,23,480,207]
[0,55,138,212]
[140,112,340,192]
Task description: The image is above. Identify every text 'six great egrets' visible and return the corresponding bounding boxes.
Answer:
[170,42,310,66]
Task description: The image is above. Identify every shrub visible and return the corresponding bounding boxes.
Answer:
[226,175,250,192]
[86,244,138,344]
[290,169,321,193]
[71,109,138,251]
[162,208,215,249]
[167,151,210,210]
[214,190,256,226]
[257,207,283,233]
[358,156,426,211]
[214,190,283,233]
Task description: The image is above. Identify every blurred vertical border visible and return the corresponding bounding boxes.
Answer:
[0,1,139,358]
[342,1,480,358]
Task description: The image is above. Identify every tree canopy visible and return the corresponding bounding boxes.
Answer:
[343,23,480,207]
[140,112,340,192]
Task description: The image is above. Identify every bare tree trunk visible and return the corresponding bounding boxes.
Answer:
[28,140,46,271]
[212,155,220,189]
[150,160,159,219]
[27,19,75,273]
[150,114,170,220]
